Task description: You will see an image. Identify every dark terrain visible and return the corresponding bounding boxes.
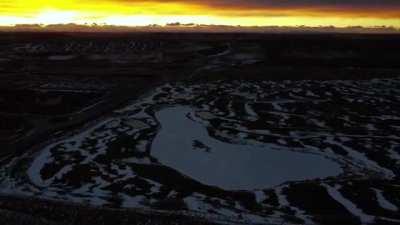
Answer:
[0,32,400,225]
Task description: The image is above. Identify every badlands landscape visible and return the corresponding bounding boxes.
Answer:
[0,32,400,225]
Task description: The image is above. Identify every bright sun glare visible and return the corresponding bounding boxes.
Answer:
[0,3,399,28]
[35,10,78,24]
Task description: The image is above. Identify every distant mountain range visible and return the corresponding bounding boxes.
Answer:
[0,23,399,33]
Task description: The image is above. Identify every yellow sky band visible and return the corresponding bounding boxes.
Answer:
[0,1,399,27]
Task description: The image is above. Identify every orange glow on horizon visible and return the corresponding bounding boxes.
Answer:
[0,0,399,28]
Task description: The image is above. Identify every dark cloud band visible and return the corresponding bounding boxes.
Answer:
[117,0,400,9]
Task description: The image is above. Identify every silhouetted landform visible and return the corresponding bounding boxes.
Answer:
[0,23,399,33]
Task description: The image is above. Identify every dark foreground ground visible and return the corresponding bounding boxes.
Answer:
[0,32,400,225]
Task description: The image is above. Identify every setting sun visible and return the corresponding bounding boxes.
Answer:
[35,10,78,24]
[0,0,399,28]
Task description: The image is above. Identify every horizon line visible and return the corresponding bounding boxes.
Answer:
[1,23,399,33]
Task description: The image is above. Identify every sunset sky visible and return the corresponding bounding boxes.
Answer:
[1,0,400,27]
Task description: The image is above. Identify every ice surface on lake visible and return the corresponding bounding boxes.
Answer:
[151,106,342,190]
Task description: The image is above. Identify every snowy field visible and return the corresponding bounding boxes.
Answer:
[1,77,400,225]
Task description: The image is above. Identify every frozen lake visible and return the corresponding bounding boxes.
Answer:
[151,106,343,190]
